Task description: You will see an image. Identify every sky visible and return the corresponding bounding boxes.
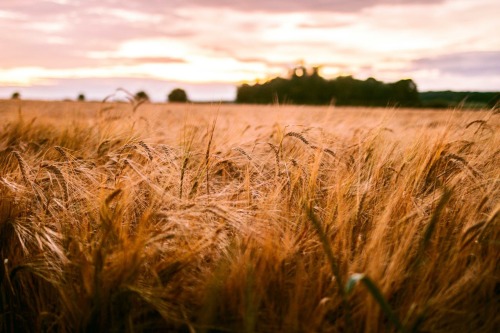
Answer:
[0,0,499,102]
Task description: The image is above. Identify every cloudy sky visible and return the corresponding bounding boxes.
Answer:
[0,0,499,101]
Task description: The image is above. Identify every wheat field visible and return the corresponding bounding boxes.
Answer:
[0,99,498,332]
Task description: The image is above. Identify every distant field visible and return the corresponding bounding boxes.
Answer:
[1,99,498,332]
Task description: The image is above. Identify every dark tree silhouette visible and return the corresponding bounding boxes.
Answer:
[77,94,85,102]
[11,92,20,100]
[168,88,188,103]
[236,66,421,107]
[135,91,150,102]
[420,91,499,109]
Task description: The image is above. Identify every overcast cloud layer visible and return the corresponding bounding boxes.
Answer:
[0,0,499,101]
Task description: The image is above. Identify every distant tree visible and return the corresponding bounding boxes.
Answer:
[168,88,188,103]
[77,93,85,102]
[135,91,150,102]
[11,92,20,99]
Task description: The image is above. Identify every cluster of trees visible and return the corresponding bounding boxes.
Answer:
[236,66,421,107]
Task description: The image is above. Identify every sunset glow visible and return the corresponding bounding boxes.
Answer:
[0,0,499,101]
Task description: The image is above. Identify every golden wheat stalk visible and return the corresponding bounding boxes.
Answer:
[284,131,310,145]
[232,147,252,161]
[138,141,154,161]
[12,151,31,186]
[42,163,69,203]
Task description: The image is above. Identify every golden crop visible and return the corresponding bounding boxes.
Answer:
[1,100,498,332]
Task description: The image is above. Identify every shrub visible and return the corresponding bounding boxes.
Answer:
[135,91,150,102]
[168,88,188,103]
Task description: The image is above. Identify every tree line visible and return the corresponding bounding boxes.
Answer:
[236,66,421,107]
[9,88,189,103]
[8,69,498,108]
[420,91,499,109]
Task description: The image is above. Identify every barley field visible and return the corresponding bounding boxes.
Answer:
[0,99,498,332]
